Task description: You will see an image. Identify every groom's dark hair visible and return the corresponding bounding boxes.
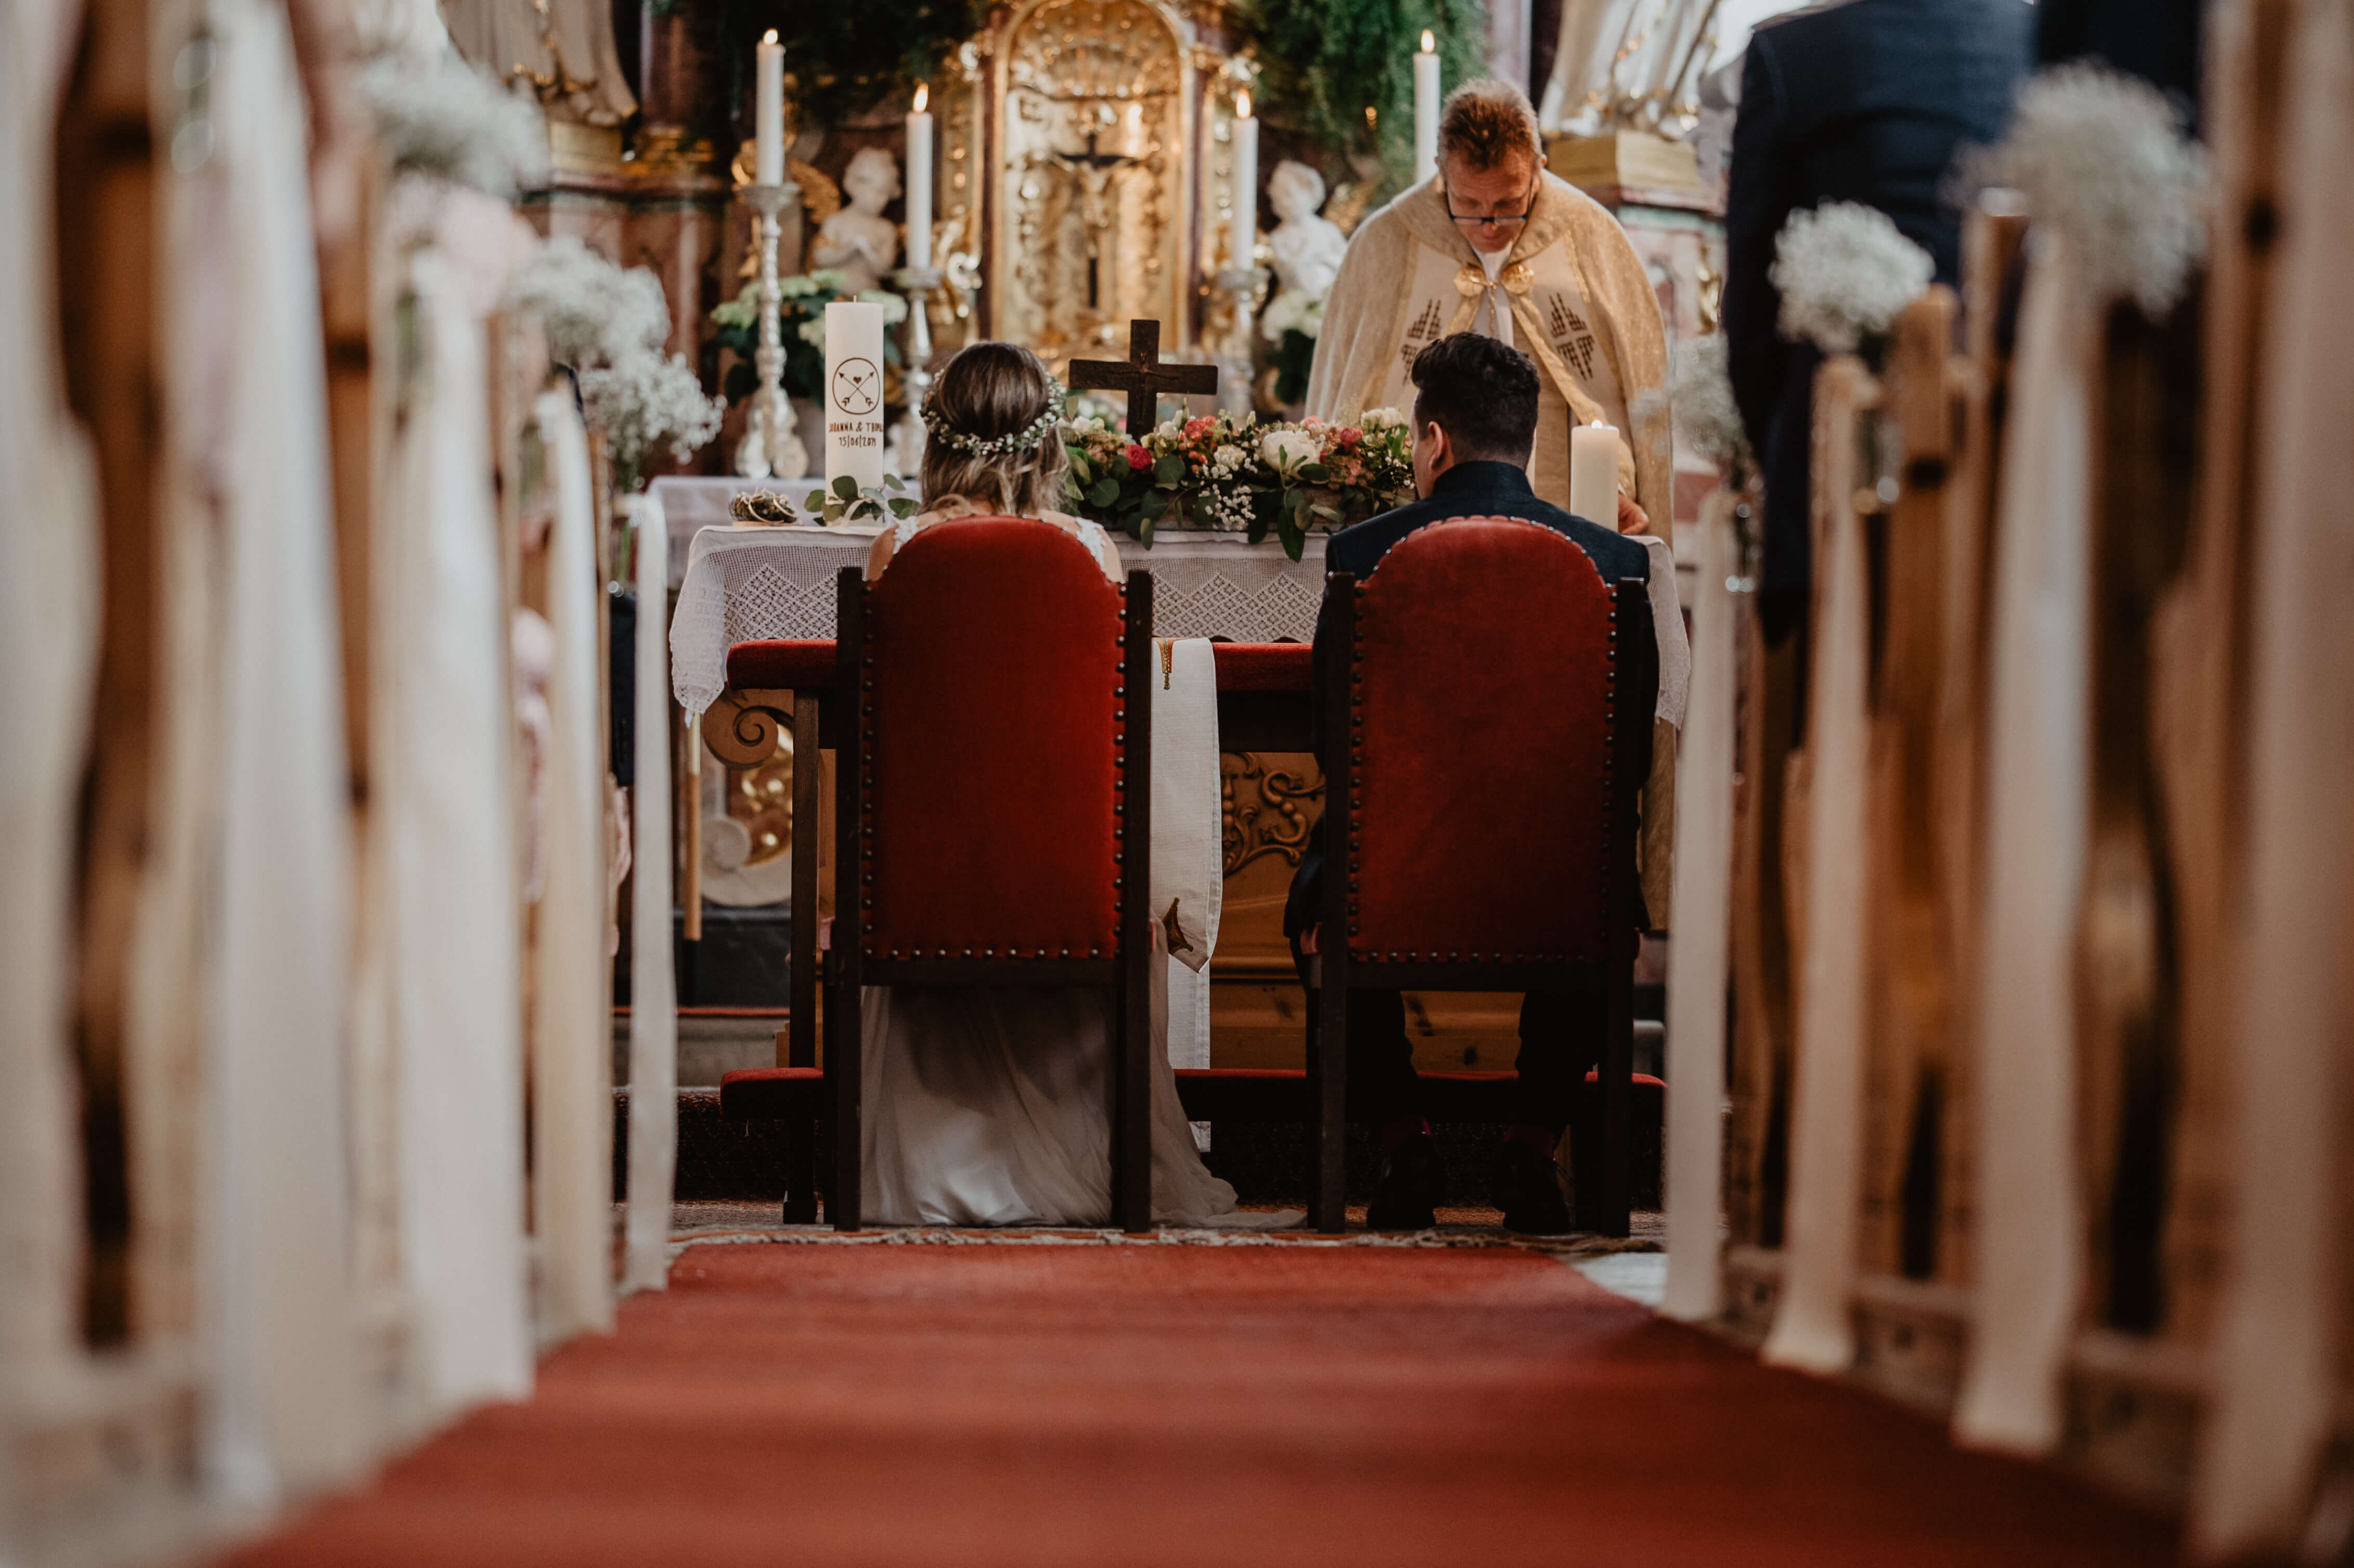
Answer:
[1410,333,1539,463]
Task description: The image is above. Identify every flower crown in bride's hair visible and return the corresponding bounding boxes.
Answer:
[920,381,1067,458]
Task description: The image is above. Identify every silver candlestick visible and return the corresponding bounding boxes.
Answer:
[893,264,943,476]
[735,182,810,480]
[1213,265,1266,417]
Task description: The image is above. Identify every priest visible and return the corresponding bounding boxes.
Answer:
[1305,78,1671,531]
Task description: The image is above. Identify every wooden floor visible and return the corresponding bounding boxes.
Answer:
[216,1242,2178,1566]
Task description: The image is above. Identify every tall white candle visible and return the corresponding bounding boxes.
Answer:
[825,300,888,492]
[755,30,784,186]
[1414,31,1441,186]
[1570,420,1619,526]
[905,84,934,271]
[1228,92,1258,271]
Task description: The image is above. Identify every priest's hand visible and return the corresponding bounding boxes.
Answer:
[1616,493,1650,536]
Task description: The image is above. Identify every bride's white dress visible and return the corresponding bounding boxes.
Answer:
[856,508,1296,1229]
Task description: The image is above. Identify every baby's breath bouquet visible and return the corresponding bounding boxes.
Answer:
[1770,201,1934,362]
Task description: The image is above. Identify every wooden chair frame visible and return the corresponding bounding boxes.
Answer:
[829,565,1158,1233]
[1313,572,1654,1237]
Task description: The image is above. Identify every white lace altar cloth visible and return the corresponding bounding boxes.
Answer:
[669,521,1329,714]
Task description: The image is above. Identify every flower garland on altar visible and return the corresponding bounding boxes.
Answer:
[1063,406,1412,558]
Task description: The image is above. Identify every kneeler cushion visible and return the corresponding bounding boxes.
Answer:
[859,518,1124,959]
[1210,641,1311,691]
[1350,518,1617,963]
[727,639,838,691]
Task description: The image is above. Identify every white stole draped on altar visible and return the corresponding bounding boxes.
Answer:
[624,491,680,1291]
[380,236,533,1410]
[2192,0,2354,1548]
[1952,230,2091,1455]
[0,0,100,1405]
[533,390,615,1341]
[1151,638,1223,1143]
[1662,491,1737,1322]
[199,0,369,1499]
[1762,373,1872,1376]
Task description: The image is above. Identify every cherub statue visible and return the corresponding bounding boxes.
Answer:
[1265,161,1348,299]
[809,147,903,296]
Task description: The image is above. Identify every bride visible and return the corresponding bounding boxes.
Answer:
[856,342,1291,1230]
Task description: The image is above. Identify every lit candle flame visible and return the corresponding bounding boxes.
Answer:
[1421,29,1435,51]
[912,82,928,113]
[762,28,777,43]
[1236,89,1252,120]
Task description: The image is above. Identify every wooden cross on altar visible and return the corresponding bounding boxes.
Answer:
[1068,320,1219,438]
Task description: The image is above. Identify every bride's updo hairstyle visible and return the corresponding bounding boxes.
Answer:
[918,341,1070,518]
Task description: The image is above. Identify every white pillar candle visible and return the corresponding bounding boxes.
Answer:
[1228,92,1258,271]
[1570,420,1619,525]
[825,300,889,492]
[755,31,784,186]
[1414,31,1441,186]
[905,87,934,271]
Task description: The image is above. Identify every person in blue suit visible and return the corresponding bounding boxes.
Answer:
[1723,0,2032,648]
[1283,332,1655,1233]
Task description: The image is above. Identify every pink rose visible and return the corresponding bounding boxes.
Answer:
[1184,417,1214,440]
[1126,444,1153,472]
[1336,427,1364,449]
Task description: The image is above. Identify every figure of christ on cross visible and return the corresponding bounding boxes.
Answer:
[1068,320,1220,438]
[1050,132,1140,311]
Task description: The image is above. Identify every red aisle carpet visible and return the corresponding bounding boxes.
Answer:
[221,1244,2176,1567]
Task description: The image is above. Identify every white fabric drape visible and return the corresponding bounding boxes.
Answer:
[200,0,369,1501]
[0,0,100,1403]
[531,390,613,1342]
[1153,636,1222,1145]
[380,240,533,1409]
[2190,0,2354,1548]
[623,492,679,1291]
[1761,394,1871,1376]
[1951,232,2091,1454]
[1662,490,1737,1322]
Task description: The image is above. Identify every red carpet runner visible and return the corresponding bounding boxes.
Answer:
[221,1245,2176,1566]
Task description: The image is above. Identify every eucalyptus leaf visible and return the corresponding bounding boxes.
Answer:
[1088,476,1121,508]
[1309,503,1340,522]
[1153,454,1185,486]
[1137,515,1156,547]
[1300,462,1330,483]
[888,498,918,518]
[832,474,859,501]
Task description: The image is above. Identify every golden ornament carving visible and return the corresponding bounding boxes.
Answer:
[1220,751,1324,876]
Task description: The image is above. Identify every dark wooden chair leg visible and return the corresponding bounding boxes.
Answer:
[1113,572,1155,1234]
[782,690,821,1224]
[1600,967,1634,1239]
[830,569,864,1232]
[1314,958,1349,1233]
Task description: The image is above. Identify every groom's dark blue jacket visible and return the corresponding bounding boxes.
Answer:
[1281,459,1655,939]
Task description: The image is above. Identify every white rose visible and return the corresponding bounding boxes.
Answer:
[1360,407,1406,432]
[1258,428,1319,473]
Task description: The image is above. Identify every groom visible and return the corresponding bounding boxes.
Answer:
[1286,332,1654,1233]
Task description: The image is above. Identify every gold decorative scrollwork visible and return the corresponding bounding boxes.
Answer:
[702,688,793,768]
[1220,751,1324,876]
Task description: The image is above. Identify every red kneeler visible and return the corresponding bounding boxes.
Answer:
[1314,517,1654,1236]
[826,518,1158,1232]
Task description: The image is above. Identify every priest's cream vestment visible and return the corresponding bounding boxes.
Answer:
[1305,172,1672,521]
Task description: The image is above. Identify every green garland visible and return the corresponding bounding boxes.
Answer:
[1227,0,1489,197]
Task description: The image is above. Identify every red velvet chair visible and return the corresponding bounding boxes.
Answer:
[1314,517,1654,1236]
[829,518,1157,1231]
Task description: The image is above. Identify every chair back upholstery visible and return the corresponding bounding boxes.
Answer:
[854,517,1127,960]
[1344,517,1630,966]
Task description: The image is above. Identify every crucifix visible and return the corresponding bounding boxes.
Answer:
[1068,320,1220,437]
[1050,132,1140,309]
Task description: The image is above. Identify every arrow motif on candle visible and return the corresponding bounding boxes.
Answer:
[832,357,881,415]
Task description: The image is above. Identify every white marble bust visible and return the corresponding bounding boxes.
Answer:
[1265,161,1348,299]
[810,147,903,295]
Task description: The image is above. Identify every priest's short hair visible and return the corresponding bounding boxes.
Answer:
[1410,333,1539,463]
[1438,79,1542,172]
